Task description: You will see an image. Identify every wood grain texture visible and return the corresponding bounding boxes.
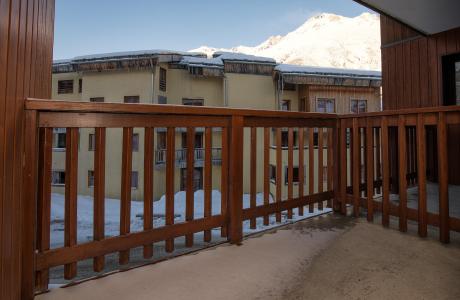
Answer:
[93,128,106,271]
[398,116,408,232]
[220,127,229,237]
[287,128,294,218]
[185,127,195,246]
[120,127,133,263]
[276,128,282,222]
[416,115,427,237]
[308,128,315,213]
[165,127,175,252]
[143,127,154,257]
[204,127,212,242]
[263,128,270,225]
[437,112,450,243]
[298,128,305,215]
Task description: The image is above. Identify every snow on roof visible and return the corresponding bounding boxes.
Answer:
[275,64,381,79]
[180,56,224,68]
[53,59,72,65]
[213,51,276,64]
[71,49,204,62]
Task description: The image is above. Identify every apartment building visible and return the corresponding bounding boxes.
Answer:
[51,50,381,200]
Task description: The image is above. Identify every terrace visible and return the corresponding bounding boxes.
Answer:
[1,1,460,299]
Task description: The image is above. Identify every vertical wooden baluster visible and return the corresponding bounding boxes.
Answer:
[36,128,52,291]
[143,127,154,258]
[93,128,106,271]
[221,127,229,237]
[398,116,408,232]
[276,128,282,222]
[327,128,333,208]
[22,111,39,297]
[416,114,427,237]
[287,128,294,219]
[366,120,374,222]
[165,127,175,252]
[120,127,133,264]
[318,128,324,210]
[298,128,305,215]
[375,127,382,195]
[332,122,340,212]
[186,127,195,246]
[309,128,315,213]
[228,116,244,244]
[381,117,390,227]
[340,121,347,215]
[204,127,212,242]
[250,127,257,228]
[352,119,360,217]
[263,128,270,225]
[437,112,450,243]
[64,128,78,279]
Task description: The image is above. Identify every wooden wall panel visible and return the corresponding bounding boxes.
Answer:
[0,0,55,299]
[381,15,460,184]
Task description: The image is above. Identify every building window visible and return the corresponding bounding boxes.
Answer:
[88,170,94,187]
[124,95,140,103]
[182,98,204,106]
[53,128,66,149]
[158,95,167,104]
[350,99,367,113]
[78,79,82,93]
[269,165,276,182]
[90,97,104,103]
[157,132,166,150]
[180,167,203,191]
[316,98,335,113]
[159,67,167,92]
[132,133,139,152]
[51,170,65,186]
[131,171,139,188]
[281,131,298,148]
[181,132,203,149]
[281,100,291,111]
[284,167,301,185]
[299,97,308,112]
[57,80,74,94]
[88,134,95,151]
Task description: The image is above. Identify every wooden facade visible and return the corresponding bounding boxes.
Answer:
[380,15,460,184]
[0,0,55,298]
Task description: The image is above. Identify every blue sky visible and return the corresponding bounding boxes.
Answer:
[53,0,371,59]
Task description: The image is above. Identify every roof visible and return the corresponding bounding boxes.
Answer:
[354,0,460,35]
[72,50,204,62]
[275,64,381,80]
[213,52,276,64]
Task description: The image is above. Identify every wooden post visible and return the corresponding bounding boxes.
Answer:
[228,116,244,244]
[263,128,270,225]
[352,118,360,217]
[221,127,229,237]
[120,127,133,262]
[93,128,106,270]
[437,112,450,243]
[398,116,408,232]
[366,119,374,221]
[250,127,257,227]
[381,117,390,227]
[143,127,154,257]
[298,128,305,215]
[339,120,348,215]
[204,127,212,242]
[186,127,195,246]
[416,115,427,237]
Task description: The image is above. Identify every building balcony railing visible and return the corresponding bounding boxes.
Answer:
[155,148,222,167]
[22,99,460,294]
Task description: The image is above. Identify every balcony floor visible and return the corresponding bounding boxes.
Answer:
[37,214,460,300]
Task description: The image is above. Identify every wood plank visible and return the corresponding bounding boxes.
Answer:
[36,215,226,271]
[244,117,337,130]
[242,191,334,221]
[318,128,324,210]
[287,128,294,218]
[64,128,78,279]
[352,119,360,217]
[309,128,315,213]
[185,127,195,247]
[35,128,52,291]
[250,127,257,228]
[143,127,154,258]
[298,128,305,215]
[340,120,347,214]
[93,128,106,271]
[204,127,212,242]
[165,127,175,251]
[366,120,374,221]
[228,116,244,244]
[375,127,382,194]
[276,128,282,222]
[437,112,450,243]
[416,115,427,237]
[119,127,133,264]
[327,128,333,208]
[263,128,270,225]
[220,127,229,237]
[398,116,408,232]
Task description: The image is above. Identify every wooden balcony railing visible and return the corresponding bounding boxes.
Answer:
[22,99,460,295]
[24,99,339,293]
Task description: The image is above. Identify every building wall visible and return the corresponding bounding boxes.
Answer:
[380,15,460,184]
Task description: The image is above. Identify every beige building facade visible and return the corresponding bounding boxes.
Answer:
[51,51,381,201]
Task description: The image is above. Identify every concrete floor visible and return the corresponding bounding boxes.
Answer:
[38,213,460,300]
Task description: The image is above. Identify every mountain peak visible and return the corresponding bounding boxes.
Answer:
[189,13,381,70]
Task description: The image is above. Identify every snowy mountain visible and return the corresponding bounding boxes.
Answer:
[191,13,381,71]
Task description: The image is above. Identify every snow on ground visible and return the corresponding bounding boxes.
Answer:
[50,191,331,248]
